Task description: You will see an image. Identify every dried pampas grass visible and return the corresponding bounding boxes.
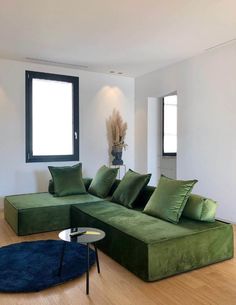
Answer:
[108,109,127,149]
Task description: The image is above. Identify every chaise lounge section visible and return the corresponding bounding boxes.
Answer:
[71,200,233,281]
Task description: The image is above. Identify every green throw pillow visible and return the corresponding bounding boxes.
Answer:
[48,177,92,194]
[111,169,151,208]
[183,194,217,222]
[48,163,86,197]
[144,175,198,224]
[88,165,119,198]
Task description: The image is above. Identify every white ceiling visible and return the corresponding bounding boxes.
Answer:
[0,0,236,77]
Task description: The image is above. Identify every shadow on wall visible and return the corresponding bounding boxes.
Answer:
[35,170,51,192]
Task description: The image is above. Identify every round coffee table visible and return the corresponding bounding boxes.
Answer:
[58,227,105,295]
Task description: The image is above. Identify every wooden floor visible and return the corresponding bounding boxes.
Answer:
[0,212,236,305]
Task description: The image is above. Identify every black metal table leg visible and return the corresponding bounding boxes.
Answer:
[58,227,105,295]
[58,241,66,276]
[86,243,90,295]
[94,244,100,274]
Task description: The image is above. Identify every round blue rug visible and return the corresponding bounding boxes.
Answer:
[0,240,96,292]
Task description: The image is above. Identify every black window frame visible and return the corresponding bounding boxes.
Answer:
[25,70,79,163]
[162,94,177,157]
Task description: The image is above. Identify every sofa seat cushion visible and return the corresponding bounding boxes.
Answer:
[4,192,103,235]
[5,192,102,209]
[71,200,230,244]
[71,201,233,281]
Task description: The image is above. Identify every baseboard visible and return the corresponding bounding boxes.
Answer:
[216,217,235,225]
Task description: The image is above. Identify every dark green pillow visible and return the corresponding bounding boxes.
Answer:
[48,177,92,194]
[183,194,217,222]
[111,169,151,208]
[144,175,197,224]
[88,165,118,198]
[48,163,86,197]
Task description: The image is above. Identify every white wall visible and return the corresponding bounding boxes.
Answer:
[0,58,134,207]
[160,157,176,179]
[135,42,236,222]
[147,97,161,185]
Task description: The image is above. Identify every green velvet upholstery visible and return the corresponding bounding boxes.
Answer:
[83,178,92,190]
[144,175,197,223]
[4,177,234,283]
[48,178,92,194]
[107,180,155,210]
[108,179,121,196]
[48,163,86,197]
[111,169,151,208]
[4,192,103,235]
[133,185,155,209]
[88,165,118,198]
[183,194,217,222]
[48,179,54,194]
[71,200,233,281]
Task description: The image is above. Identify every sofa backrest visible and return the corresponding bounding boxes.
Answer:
[133,185,156,208]
[108,179,121,196]
[49,178,156,209]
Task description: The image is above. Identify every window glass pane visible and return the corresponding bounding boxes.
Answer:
[163,95,177,154]
[32,79,73,156]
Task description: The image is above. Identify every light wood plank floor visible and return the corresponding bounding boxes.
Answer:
[0,211,235,305]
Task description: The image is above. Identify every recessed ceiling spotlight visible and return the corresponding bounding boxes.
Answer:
[109,71,123,75]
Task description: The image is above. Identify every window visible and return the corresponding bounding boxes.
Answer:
[25,71,79,162]
[162,94,177,156]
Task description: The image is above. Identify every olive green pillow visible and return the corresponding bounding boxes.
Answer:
[144,175,198,224]
[183,194,217,222]
[48,163,86,197]
[111,169,151,208]
[88,165,118,198]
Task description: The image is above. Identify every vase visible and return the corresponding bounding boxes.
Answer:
[111,146,123,165]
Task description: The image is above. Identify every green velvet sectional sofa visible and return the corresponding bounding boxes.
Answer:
[4,179,234,282]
